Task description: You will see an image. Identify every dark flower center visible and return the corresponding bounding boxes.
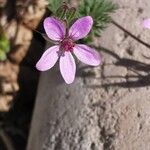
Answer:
[61,38,75,52]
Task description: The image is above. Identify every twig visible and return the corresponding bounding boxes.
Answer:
[112,20,150,49]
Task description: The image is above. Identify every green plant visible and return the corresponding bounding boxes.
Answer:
[0,26,10,61]
[47,0,76,25]
[47,0,63,14]
[78,0,117,42]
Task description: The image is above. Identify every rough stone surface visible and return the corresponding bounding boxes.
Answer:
[27,0,150,150]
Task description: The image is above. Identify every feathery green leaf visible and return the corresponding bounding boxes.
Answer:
[0,25,10,61]
[78,0,117,39]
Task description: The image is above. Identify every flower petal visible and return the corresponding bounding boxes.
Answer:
[69,16,93,40]
[142,18,150,29]
[44,17,65,41]
[36,46,59,71]
[73,44,101,66]
[59,52,76,84]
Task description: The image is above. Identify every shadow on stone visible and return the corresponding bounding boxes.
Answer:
[92,46,150,88]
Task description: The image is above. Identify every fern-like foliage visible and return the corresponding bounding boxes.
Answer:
[47,0,71,14]
[78,0,117,37]
[0,25,10,61]
[47,0,64,14]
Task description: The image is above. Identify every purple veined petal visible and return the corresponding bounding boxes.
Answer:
[73,44,101,66]
[44,17,65,41]
[59,52,76,84]
[36,45,59,71]
[69,16,93,41]
[142,18,150,29]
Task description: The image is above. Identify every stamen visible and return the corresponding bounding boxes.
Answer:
[61,38,75,52]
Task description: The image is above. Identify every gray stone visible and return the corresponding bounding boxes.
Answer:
[27,0,150,149]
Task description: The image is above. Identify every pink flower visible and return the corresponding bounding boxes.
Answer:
[142,18,150,29]
[36,16,101,84]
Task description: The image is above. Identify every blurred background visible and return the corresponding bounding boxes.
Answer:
[0,0,48,149]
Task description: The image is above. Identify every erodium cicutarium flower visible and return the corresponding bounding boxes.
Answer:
[36,16,101,84]
[142,18,150,29]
